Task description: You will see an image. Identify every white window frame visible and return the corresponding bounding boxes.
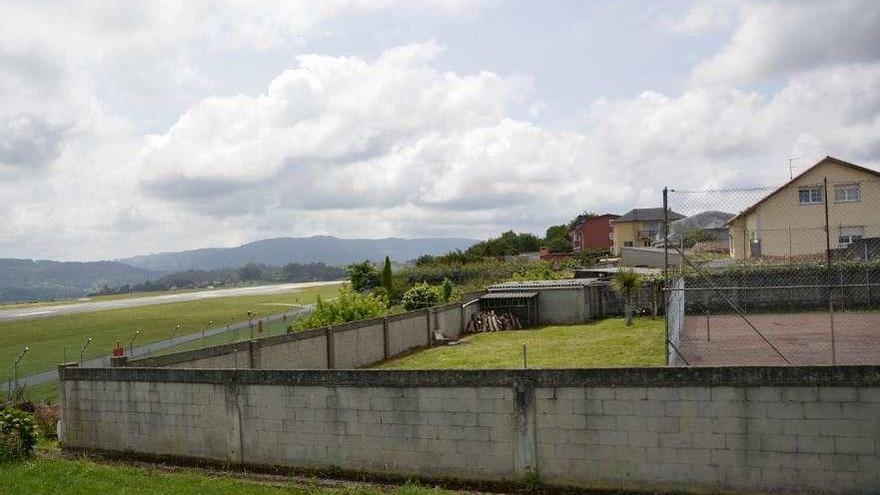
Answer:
[834,183,861,203]
[798,186,823,205]
[838,226,865,248]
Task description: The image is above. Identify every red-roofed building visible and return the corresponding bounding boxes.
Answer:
[569,213,619,252]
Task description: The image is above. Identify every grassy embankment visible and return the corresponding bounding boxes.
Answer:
[378,318,665,369]
[0,455,453,495]
[1,284,343,393]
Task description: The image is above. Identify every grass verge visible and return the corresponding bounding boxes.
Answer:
[378,318,665,369]
[0,455,454,495]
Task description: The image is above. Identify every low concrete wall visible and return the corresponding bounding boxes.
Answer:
[432,302,463,338]
[386,310,429,356]
[331,318,385,369]
[131,308,434,370]
[256,329,329,369]
[60,366,880,494]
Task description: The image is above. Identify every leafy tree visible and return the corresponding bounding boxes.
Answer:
[441,278,454,303]
[612,268,643,327]
[545,224,569,241]
[381,256,393,293]
[545,224,573,253]
[402,283,441,310]
[567,211,598,230]
[238,263,263,281]
[347,261,379,292]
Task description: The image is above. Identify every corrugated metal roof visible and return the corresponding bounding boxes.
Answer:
[479,291,539,300]
[487,278,596,290]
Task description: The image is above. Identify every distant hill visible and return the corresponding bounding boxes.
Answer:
[117,236,478,272]
[0,259,161,302]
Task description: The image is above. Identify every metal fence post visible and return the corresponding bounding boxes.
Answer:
[823,177,836,365]
[663,186,670,366]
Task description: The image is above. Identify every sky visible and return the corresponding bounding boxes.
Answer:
[1,0,879,261]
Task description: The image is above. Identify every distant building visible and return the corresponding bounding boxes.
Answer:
[611,208,685,256]
[728,156,880,260]
[569,213,619,252]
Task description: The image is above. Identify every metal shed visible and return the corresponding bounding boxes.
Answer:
[478,291,539,328]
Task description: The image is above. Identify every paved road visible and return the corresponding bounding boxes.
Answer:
[3,305,314,393]
[0,281,342,322]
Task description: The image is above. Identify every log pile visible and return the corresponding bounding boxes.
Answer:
[465,310,523,333]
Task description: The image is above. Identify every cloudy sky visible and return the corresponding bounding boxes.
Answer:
[2,0,879,261]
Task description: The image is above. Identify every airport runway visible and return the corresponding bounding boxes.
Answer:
[0,280,342,322]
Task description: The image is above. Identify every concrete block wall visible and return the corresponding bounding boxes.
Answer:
[432,302,463,338]
[535,384,879,492]
[386,310,430,356]
[256,330,328,369]
[60,366,880,494]
[331,318,385,369]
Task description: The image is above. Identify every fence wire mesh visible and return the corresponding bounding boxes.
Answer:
[664,177,880,366]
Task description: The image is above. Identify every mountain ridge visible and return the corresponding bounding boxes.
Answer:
[117,235,478,272]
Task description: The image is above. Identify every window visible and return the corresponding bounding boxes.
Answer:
[798,186,823,204]
[834,183,861,203]
[838,226,864,248]
[623,241,633,247]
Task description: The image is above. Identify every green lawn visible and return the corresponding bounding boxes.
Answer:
[0,456,452,495]
[378,318,665,369]
[0,283,344,385]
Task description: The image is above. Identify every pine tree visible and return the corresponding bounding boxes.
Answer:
[381,256,393,294]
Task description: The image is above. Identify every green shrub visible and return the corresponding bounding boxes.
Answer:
[292,287,386,330]
[401,283,441,310]
[0,407,38,462]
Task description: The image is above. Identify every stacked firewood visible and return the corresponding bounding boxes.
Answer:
[465,311,523,333]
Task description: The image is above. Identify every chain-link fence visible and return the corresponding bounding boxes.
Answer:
[664,176,880,366]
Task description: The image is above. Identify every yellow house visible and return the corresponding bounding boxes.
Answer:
[728,156,880,260]
[611,207,685,256]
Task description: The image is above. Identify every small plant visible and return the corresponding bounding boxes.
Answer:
[401,283,441,310]
[33,403,59,439]
[441,278,454,303]
[612,268,643,327]
[0,407,39,462]
[521,466,542,492]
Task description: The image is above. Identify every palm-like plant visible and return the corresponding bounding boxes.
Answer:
[612,268,643,327]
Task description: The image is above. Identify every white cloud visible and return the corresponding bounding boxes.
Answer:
[659,0,739,34]
[692,0,880,85]
[2,1,880,262]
